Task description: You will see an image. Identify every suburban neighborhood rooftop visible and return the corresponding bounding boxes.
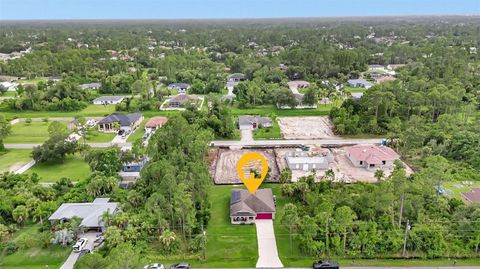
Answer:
[48,198,118,228]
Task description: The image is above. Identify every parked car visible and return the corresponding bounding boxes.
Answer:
[170,262,190,269]
[73,238,88,252]
[144,263,164,269]
[86,119,97,128]
[312,260,339,269]
[118,129,125,135]
[79,248,91,257]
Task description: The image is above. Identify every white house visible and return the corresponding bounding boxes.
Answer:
[92,96,125,105]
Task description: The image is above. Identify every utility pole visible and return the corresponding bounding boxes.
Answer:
[402,220,411,257]
[201,223,207,260]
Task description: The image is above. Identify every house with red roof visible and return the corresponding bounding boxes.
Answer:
[345,145,400,171]
[461,188,480,204]
[144,116,168,133]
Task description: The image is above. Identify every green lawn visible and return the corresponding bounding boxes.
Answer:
[0,225,71,269]
[1,104,116,119]
[202,185,259,267]
[4,121,64,144]
[85,129,116,143]
[442,181,480,200]
[127,118,147,142]
[344,86,367,93]
[253,119,282,140]
[80,104,116,116]
[0,149,32,173]
[231,104,334,117]
[1,91,17,97]
[26,154,91,182]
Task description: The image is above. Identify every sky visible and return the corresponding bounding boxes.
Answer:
[0,0,478,20]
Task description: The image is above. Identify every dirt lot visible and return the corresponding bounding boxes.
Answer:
[212,148,280,184]
[329,147,414,183]
[278,116,336,139]
[210,145,412,184]
[276,146,413,183]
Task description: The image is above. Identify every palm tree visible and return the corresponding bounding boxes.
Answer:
[112,122,121,131]
[159,229,178,253]
[374,169,385,181]
[12,205,29,226]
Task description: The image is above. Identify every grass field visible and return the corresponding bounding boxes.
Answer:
[26,154,90,182]
[0,149,32,173]
[253,119,282,140]
[127,118,147,142]
[1,104,116,119]
[442,181,480,200]
[203,185,259,267]
[85,129,116,143]
[0,225,71,269]
[4,121,65,144]
[231,104,334,117]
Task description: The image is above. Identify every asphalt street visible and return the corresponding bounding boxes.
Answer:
[211,138,383,147]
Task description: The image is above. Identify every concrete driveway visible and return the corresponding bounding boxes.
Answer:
[60,231,98,269]
[240,129,253,142]
[255,220,283,268]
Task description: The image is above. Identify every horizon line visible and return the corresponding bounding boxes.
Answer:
[1,14,479,22]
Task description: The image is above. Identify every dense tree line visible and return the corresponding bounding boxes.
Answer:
[2,81,91,111]
[281,161,480,258]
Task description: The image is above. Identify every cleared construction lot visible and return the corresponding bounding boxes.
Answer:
[211,148,280,184]
[278,116,336,139]
[210,145,412,184]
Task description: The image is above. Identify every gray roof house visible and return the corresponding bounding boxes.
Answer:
[230,188,276,224]
[92,96,125,105]
[227,73,246,82]
[80,82,102,90]
[98,113,143,132]
[286,151,333,171]
[168,83,191,94]
[238,115,273,130]
[347,79,373,89]
[168,94,199,108]
[48,198,118,231]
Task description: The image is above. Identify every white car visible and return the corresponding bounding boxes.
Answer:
[73,238,88,253]
[144,263,164,269]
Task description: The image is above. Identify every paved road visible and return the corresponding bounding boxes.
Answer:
[255,220,283,268]
[5,142,132,149]
[6,138,380,149]
[211,138,383,147]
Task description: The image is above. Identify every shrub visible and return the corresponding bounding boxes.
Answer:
[4,241,18,255]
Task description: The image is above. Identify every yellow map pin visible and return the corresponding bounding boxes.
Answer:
[237,152,269,194]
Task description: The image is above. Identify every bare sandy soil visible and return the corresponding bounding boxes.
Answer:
[212,148,279,184]
[329,148,414,183]
[276,146,413,183]
[278,116,336,139]
[210,145,412,184]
